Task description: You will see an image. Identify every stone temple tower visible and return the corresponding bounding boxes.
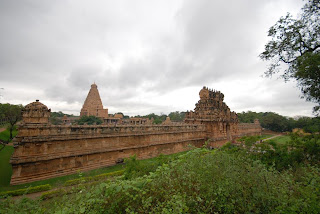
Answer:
[80,83,108,118]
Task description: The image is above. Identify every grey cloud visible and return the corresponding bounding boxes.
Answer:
[0,0,312,117]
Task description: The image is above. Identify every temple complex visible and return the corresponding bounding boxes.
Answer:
[10,86,261,185]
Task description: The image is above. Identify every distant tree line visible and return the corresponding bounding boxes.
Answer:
[50,111,75,125]
[50,111,74,118]
[238,111,320,133]
[139,111,186,124]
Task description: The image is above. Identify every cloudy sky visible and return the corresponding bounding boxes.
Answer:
[0,0,316,117]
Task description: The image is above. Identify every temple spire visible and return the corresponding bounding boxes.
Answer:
[80,83,108,118]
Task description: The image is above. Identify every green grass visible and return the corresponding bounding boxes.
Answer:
[0,128,18,188]
[266,135,291,145]
[0,128,17,142]
[0,146,14,187]
[260,134,273,139]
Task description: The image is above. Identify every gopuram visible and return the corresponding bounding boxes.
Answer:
[10,85,261,185]
[185,87,240,147]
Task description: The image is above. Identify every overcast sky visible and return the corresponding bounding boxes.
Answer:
[0,0,316,117]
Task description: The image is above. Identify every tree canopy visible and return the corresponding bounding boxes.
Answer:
[77,116,103,125]
[0,103,23,140]
[260,0,320,113]
[238,110,320,133]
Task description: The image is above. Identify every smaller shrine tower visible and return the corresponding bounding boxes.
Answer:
[80,83,108,118]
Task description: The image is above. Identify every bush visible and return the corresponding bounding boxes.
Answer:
[40,189,67,200]
[64,170,124,186]
[57,149,319,213]
[0,184,52,198]
[1,147,320,213]
[123,154,173,180]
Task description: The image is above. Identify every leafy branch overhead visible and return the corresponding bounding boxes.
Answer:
[260,0,320,113]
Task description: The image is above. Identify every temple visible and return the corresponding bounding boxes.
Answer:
[185,86,239,144]
[9,86,261,185]
[80,83,108,118]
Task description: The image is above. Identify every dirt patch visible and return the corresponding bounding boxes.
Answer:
[0,128,6,133]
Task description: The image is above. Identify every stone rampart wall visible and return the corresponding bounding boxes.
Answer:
[10,124,206,185]
[237,122,262,137]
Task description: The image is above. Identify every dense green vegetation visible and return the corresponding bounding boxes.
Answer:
[238,111,320,132]
[77,116,103,125]
[136,111,186,124]
[0,184,52,197]
[1,134,319,213]
[50,111,73,118]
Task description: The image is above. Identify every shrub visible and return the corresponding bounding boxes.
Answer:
[40,189,67,200]
[64,170,124,186]
[0,184,52,198]
[1,147,320,213]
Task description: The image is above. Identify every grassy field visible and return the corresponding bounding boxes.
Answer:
[0,128,17,187]
[266,135,291,145]
[0,128,17,142]
[0,146,14,187]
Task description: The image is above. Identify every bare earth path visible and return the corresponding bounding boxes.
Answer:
[0,128,6,133]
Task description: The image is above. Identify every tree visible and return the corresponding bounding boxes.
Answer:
[261,112,290,132]
[260,0,320,114]
[0,103,23,140]
[77,116,103,125]
[168,111,186,122]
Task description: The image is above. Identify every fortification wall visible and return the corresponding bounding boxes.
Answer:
[236,122,262,137]
[10,124,206,185]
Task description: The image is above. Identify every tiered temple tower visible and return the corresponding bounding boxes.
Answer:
[80,83,108,118]
[185,86,239,141]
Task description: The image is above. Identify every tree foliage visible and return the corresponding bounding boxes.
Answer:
[50,111,73,117]
[77,116,103,125]
[260,0,320,113]
[238,111,320,133]
[168,111,186,122]
[0,103,23,140]
[142,113,167,124]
